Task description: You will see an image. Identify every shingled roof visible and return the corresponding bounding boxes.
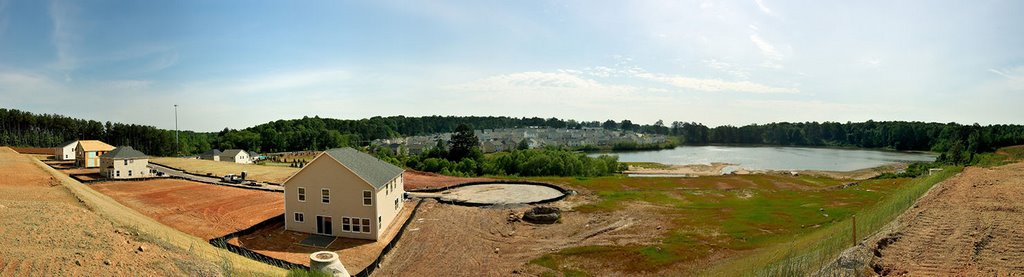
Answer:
[219,149,248,158]
[100,146,148,159]
[323,147,404,189]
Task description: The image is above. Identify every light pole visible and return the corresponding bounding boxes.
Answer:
[174,104,179,157]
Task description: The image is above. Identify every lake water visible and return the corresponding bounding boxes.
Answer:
[597,146,937,172]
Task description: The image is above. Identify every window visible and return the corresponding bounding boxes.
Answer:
[322,189,330,203]
[294,213,304,222]
[341,217,371,233]
[297,187,306,202]
[362,190,372,206]
[124,160,128,165]
[116,170,120,177]
[128,170,132,177]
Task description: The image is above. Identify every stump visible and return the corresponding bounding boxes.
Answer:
[523,207,561,224]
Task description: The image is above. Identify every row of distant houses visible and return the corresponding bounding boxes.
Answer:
[372,126,670,155]
[197,149,260,164]
[56,140,152,179]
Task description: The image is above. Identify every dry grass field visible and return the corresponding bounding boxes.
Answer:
[0,147,281,276]
[90,179,284,240]
[152,157,298,184]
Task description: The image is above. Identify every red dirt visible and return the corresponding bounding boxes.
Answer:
[870,161,1024,275]
[0,147,225,276]
[403,170,494,190]
[230,201,416,273]
[90,179,284,240]
[8,147,55,155]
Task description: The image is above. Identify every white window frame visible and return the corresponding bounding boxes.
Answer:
[297,187,306,202]
[294,212,304,222]
[362,190,372,206]
[322,188,330,204]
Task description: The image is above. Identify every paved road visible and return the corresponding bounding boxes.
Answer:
[148,163,284,192]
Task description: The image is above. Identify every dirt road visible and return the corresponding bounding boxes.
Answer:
[868,162,1024,275]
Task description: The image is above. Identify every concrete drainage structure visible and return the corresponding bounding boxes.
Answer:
[310,251,349,277]
[409,182,568,206]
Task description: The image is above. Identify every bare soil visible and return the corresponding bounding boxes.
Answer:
[0,147,224,276]
[403,170,493,190]
[90,179,284,240]
[230,201,416,273]
[863,161,1024,275]
[373,197,675,276]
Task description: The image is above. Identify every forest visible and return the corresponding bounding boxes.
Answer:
[2,108,1023,166]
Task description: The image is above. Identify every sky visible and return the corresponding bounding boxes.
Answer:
[0,0,1022,132]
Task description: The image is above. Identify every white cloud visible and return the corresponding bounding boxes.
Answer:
[447,71,636,94]
[635,72,798,94]
[754,0,776,16]
[48,0,78,71]
[704,59,750,79]
[750,34,783,68]
[989,66,1024,81]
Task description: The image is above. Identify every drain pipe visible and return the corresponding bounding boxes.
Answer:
[310,251,349,277]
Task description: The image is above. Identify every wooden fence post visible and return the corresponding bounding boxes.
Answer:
[852,215,857,247]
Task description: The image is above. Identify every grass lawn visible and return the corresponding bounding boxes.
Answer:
[525,169,960,276]
[151,157,299,184]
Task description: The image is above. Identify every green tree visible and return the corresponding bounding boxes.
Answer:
[448,124,480,161]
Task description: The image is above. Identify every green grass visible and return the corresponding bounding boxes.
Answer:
[527,169,961,276]
[622,162,672,169]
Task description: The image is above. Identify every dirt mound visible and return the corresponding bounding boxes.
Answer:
[867,162,1024,275]
[523,207,561,224]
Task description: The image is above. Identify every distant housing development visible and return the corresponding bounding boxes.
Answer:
[372,127,670,155]
[75,140,115,168]
[283,147,405,241]
[199,149,255,164]
[99,146,151,179]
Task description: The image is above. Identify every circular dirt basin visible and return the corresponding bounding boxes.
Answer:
[413,183,566,205]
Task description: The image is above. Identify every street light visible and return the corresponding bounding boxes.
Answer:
[174,104,179,157]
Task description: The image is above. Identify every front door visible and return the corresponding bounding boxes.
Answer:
[316,216,333,235]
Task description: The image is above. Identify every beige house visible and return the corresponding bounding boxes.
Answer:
[55,140,79,161]
[76,140,115,168]
[219,149,252,164]
[283,147,405,241]
[99,146,151,179]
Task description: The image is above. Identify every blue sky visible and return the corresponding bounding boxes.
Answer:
[1,0,1022,131]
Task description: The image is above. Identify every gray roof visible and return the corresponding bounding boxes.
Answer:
[323,147,404,189]
[58,140,78,147]
[101,146,148,159]
[219,149,248,158]
[200,149,221,156]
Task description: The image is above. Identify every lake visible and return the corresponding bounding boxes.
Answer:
[597,146,937,172]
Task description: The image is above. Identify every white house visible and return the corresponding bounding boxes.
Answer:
[218,149,252,164]
[55,140,79,161]
[283,147,405,241]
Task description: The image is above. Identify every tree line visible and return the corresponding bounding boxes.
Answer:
[2,108,1023,165]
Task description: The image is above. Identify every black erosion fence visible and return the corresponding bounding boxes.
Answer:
[207,200,426,276]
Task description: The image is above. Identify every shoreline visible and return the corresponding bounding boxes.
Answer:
[624,162,907,180]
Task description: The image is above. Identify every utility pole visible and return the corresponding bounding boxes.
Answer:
[174,104,179,157]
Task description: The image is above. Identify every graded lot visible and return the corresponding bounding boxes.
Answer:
[90,179,284,240]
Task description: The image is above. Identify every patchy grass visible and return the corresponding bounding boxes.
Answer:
[528,171,958,276]
[152,157,298,184]
[623,162,673,170]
